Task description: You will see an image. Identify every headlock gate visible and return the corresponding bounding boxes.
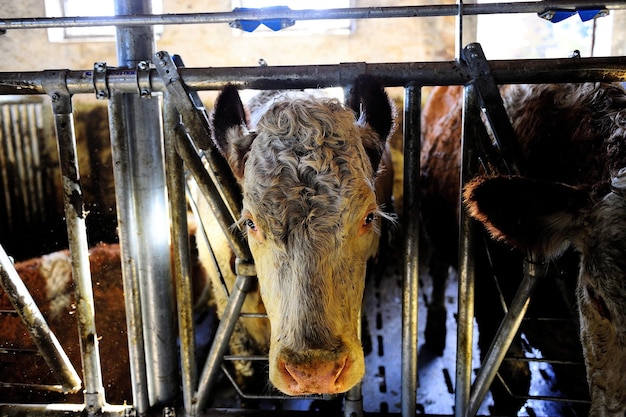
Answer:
[0,1,626,416]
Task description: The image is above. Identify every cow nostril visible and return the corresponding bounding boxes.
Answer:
[280,355,348,395]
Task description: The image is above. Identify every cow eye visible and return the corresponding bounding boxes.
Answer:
[364,212,376,226]
[244,218,257,232]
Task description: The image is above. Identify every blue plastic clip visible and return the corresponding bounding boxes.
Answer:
[539,8,608,23]
[231,6,296,32]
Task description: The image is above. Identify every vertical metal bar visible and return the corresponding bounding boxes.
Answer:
[107,97,149,411]
[43,72,106,413]
[163,93,197,413]
[467,257,541,416]
[0,244,82,394]
[455,0,464,61]
[344,316,363,417]
[401,84,421,417]
[112,0,178,409]
[455,82,480,417]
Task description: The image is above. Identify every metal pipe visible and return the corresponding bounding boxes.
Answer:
[455,82,480,417]
[0,244,82,395]
[194,273,256,413]
[106,96,149,412]
[1,2,624,30]
[2,56,626,96]
[401,84,420,417]
[43,72,106,413]
[154,51,242,219]
[466,257,543,416]
[175,129,251,261]
[163,93,197,414]
[112,0,178,409]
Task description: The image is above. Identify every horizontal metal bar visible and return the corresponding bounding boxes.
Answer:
[223,355,267,361]
[2,2,624,30]
[1,56,626,97]
[0,404,131,417]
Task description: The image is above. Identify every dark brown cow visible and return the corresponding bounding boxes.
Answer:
[464,174,626,417]
[420,82,626,414]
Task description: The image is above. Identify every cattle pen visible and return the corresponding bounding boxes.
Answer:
[1,1,626,416]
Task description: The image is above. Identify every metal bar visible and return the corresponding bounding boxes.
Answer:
[42,71,105,413]
[2,56,626,96]
[455,82,480,417]
[112,0,178,409]
[401,83,421,417]
[175,129,250,261]
[106,95,149,412]
[462,43,524,175]
[154,51,243,220]
[194,274,256,413]
[0,404,130,417]
[163,92,197,414]
[1,2,624,30]
[466,258,542,416]
[0,244,82,395]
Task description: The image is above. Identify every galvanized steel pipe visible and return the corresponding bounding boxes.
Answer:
[163,94,197,413]
[110,0,178,410]
[455,83,480,417]
[401,84,421,417]
[43,73,106,413]
[2,56,626,97]
[1,2,625,30]
[466,257,543,416]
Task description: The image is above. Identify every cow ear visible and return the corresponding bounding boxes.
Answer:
[463,175,589,257]
[211,84,253,180]
[348,75,395,172]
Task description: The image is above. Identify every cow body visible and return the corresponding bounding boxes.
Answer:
[464,175,626,417]
[0,243,131,404]
[196,75,394,396]
[421,82,626,414]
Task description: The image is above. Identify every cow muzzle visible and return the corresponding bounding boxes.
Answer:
[271,347,364,395]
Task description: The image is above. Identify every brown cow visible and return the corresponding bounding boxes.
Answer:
[464,173,626,417]
[0,243,131,404]
[196,75,395,396]
[420,82,626,414]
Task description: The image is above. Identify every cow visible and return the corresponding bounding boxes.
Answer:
[195,74,395,397]
[464,173,626,417]
[420,82,626,414]
[0,238,212,406]
[0,243,131,404]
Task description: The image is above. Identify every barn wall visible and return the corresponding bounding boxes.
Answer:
[0,0,457,72]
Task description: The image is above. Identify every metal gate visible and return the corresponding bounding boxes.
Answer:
[1,2,626,417]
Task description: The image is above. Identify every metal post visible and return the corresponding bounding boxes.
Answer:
[110,0,178,410]
[43,71,106,414]
[455,82,480,417]
[163,94,197,414]
[467,257,542,416]
[401,84,421,417]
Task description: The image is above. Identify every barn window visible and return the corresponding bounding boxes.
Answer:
[44,0,163,42]
[231,0,354,36]
[475,0,614,58]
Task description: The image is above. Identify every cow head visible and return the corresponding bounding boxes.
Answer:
[464,174,626,416]
[211,75,393,395]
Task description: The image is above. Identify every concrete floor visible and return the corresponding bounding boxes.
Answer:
[205,260,590,416]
